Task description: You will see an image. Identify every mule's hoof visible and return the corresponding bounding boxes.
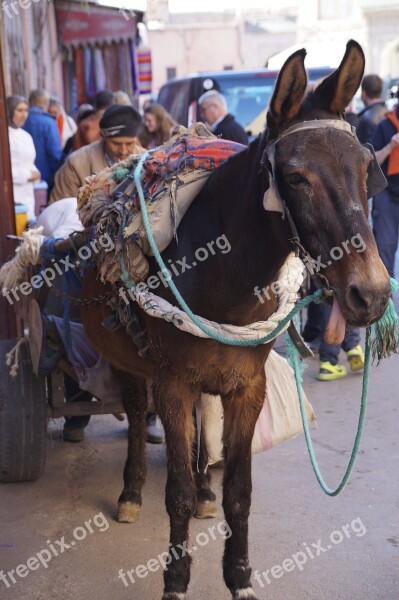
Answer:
[232,588,258,600]
[194,499,217,519]
[116,501,141,523]
[161,593,186,600]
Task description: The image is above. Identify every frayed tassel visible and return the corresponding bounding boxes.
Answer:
[5,336,28,377]
[371,277,399,363]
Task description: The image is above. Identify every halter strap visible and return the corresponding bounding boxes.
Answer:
[274,118,356,145]
[262,119,357,293]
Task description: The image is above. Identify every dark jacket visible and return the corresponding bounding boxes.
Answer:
[356,101,386,145]
[371,105,399,198]
[213,114,248,145]
[23,107,64,189]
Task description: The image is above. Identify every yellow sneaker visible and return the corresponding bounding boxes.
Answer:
[317,361,347,381]
[346,345,364,372]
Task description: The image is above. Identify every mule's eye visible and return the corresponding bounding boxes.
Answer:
[286,173,309,187]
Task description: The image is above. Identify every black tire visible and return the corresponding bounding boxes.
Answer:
[0,339,47,482]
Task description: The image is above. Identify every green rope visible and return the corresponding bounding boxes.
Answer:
[286,327,371,496]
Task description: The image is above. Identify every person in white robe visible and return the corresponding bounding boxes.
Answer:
[7,95,40,220]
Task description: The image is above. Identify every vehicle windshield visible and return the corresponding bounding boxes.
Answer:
[213,75,276,136]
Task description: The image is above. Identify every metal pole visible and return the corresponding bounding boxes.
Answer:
[0,37,18,340]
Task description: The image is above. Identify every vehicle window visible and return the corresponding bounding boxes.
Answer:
[213,75,277,132]
[157,79,191,125]
[158,67,335,137]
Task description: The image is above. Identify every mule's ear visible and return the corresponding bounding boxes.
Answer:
[267,49,307,129]
[313,40,365,114]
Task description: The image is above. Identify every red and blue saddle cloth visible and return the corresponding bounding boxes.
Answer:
[86,128,246,284]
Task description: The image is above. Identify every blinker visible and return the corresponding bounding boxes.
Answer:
[261,128,388,215]
[262,144,285,214]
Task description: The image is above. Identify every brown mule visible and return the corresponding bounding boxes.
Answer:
[80,40,390,600]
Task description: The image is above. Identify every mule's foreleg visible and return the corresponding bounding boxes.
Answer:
[153,375,197,600]
[116,372,148,523]
[222,377,265,600]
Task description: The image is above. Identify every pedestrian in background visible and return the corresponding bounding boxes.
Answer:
[317,305,364,381]
[371,89,399,277]
[357,74,386,144]
[138,103,176,149]
[22,88,63,194]
[198,90,248,145]
[7,94,40,220]
[72,89,114,151]
[114,90,132,106]
[63,104,96,157]
[50,104,144,202]
[77,103,96,121]
[48,97,77,150]
[345,99,360,128]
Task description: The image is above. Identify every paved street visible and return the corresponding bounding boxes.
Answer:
[0,330,398,600]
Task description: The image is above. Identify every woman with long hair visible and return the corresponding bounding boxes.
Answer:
[138,103,176,149]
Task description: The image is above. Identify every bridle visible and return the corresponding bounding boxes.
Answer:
[260,119,359,295]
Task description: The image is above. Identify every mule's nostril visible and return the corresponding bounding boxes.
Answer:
[347,285,371,313]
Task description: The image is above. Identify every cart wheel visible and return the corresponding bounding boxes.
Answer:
[0,339,47,482]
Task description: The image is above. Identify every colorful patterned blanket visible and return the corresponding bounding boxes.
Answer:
[77,123,245,283]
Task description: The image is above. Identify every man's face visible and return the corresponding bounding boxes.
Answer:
[104,136,137,161]
[200,102,219,126]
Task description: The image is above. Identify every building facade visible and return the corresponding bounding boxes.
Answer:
[147,0,399,94]
[55,0,143,111]
[147,7,297,93]
[0,0,63,98]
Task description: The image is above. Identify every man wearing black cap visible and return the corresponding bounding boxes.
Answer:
[50,104,144,203]
[48,104,165,445]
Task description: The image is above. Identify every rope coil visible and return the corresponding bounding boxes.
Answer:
[0,227,44,292]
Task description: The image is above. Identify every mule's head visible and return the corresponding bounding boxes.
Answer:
[264,40,391,341]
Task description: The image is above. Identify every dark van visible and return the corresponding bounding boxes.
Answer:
[157,67,334,138]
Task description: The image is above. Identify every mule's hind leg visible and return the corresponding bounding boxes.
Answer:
[193,429,217,519]
[116,371,148,523]
[222,376,265,600]
[153,374,197,600]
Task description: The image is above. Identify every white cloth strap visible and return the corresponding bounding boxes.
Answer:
[133,253,305,342]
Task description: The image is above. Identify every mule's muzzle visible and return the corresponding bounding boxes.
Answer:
[345,282,391,326]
